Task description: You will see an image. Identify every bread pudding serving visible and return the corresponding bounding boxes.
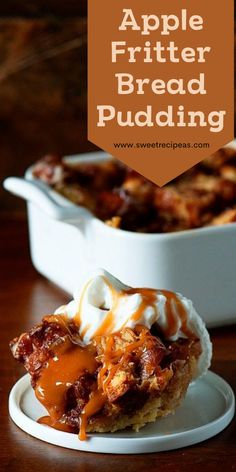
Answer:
[10,270,212,440]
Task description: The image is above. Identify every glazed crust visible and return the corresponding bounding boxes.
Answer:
[87,356,196,433]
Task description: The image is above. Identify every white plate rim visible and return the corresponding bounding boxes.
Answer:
[9,371,235,454]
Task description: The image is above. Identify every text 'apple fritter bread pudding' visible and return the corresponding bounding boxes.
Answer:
[10,270,212,440]
[32,146,236,233]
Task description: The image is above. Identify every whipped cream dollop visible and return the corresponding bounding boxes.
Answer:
[55,269,212,377]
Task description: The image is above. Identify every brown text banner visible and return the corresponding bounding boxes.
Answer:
[88,0,234,185]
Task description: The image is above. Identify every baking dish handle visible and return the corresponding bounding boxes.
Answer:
[3,177,92,225]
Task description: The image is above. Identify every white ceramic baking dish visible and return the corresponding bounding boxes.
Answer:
[4,148,236,327]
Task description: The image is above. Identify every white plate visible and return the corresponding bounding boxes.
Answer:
[9,371,235,454]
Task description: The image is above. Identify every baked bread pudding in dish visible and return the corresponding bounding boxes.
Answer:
[32,146,236,233]
[10,270,212,440]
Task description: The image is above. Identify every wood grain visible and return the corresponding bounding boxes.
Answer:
[0,216,235,472]
[0,1,87,18]
[0,17,98,214]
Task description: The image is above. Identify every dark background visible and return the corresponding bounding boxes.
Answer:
[0,0,96,215]
[0,1,235,214]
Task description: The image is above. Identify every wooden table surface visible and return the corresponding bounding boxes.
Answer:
[1,216,236,472]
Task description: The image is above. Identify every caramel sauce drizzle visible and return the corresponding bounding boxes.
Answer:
[90,279,193,340]
[36,321,100,440]
[73,279,92,326]
[79,390,106,441]
[157,289,194,338]
[36,340,97,420]
[87,278,121,338]
[92,310,115,338]
[97,327,148,397]
[38,415,74,433]
[125,288,158,323]
[92,280,159,337]
[37,282,195,441]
